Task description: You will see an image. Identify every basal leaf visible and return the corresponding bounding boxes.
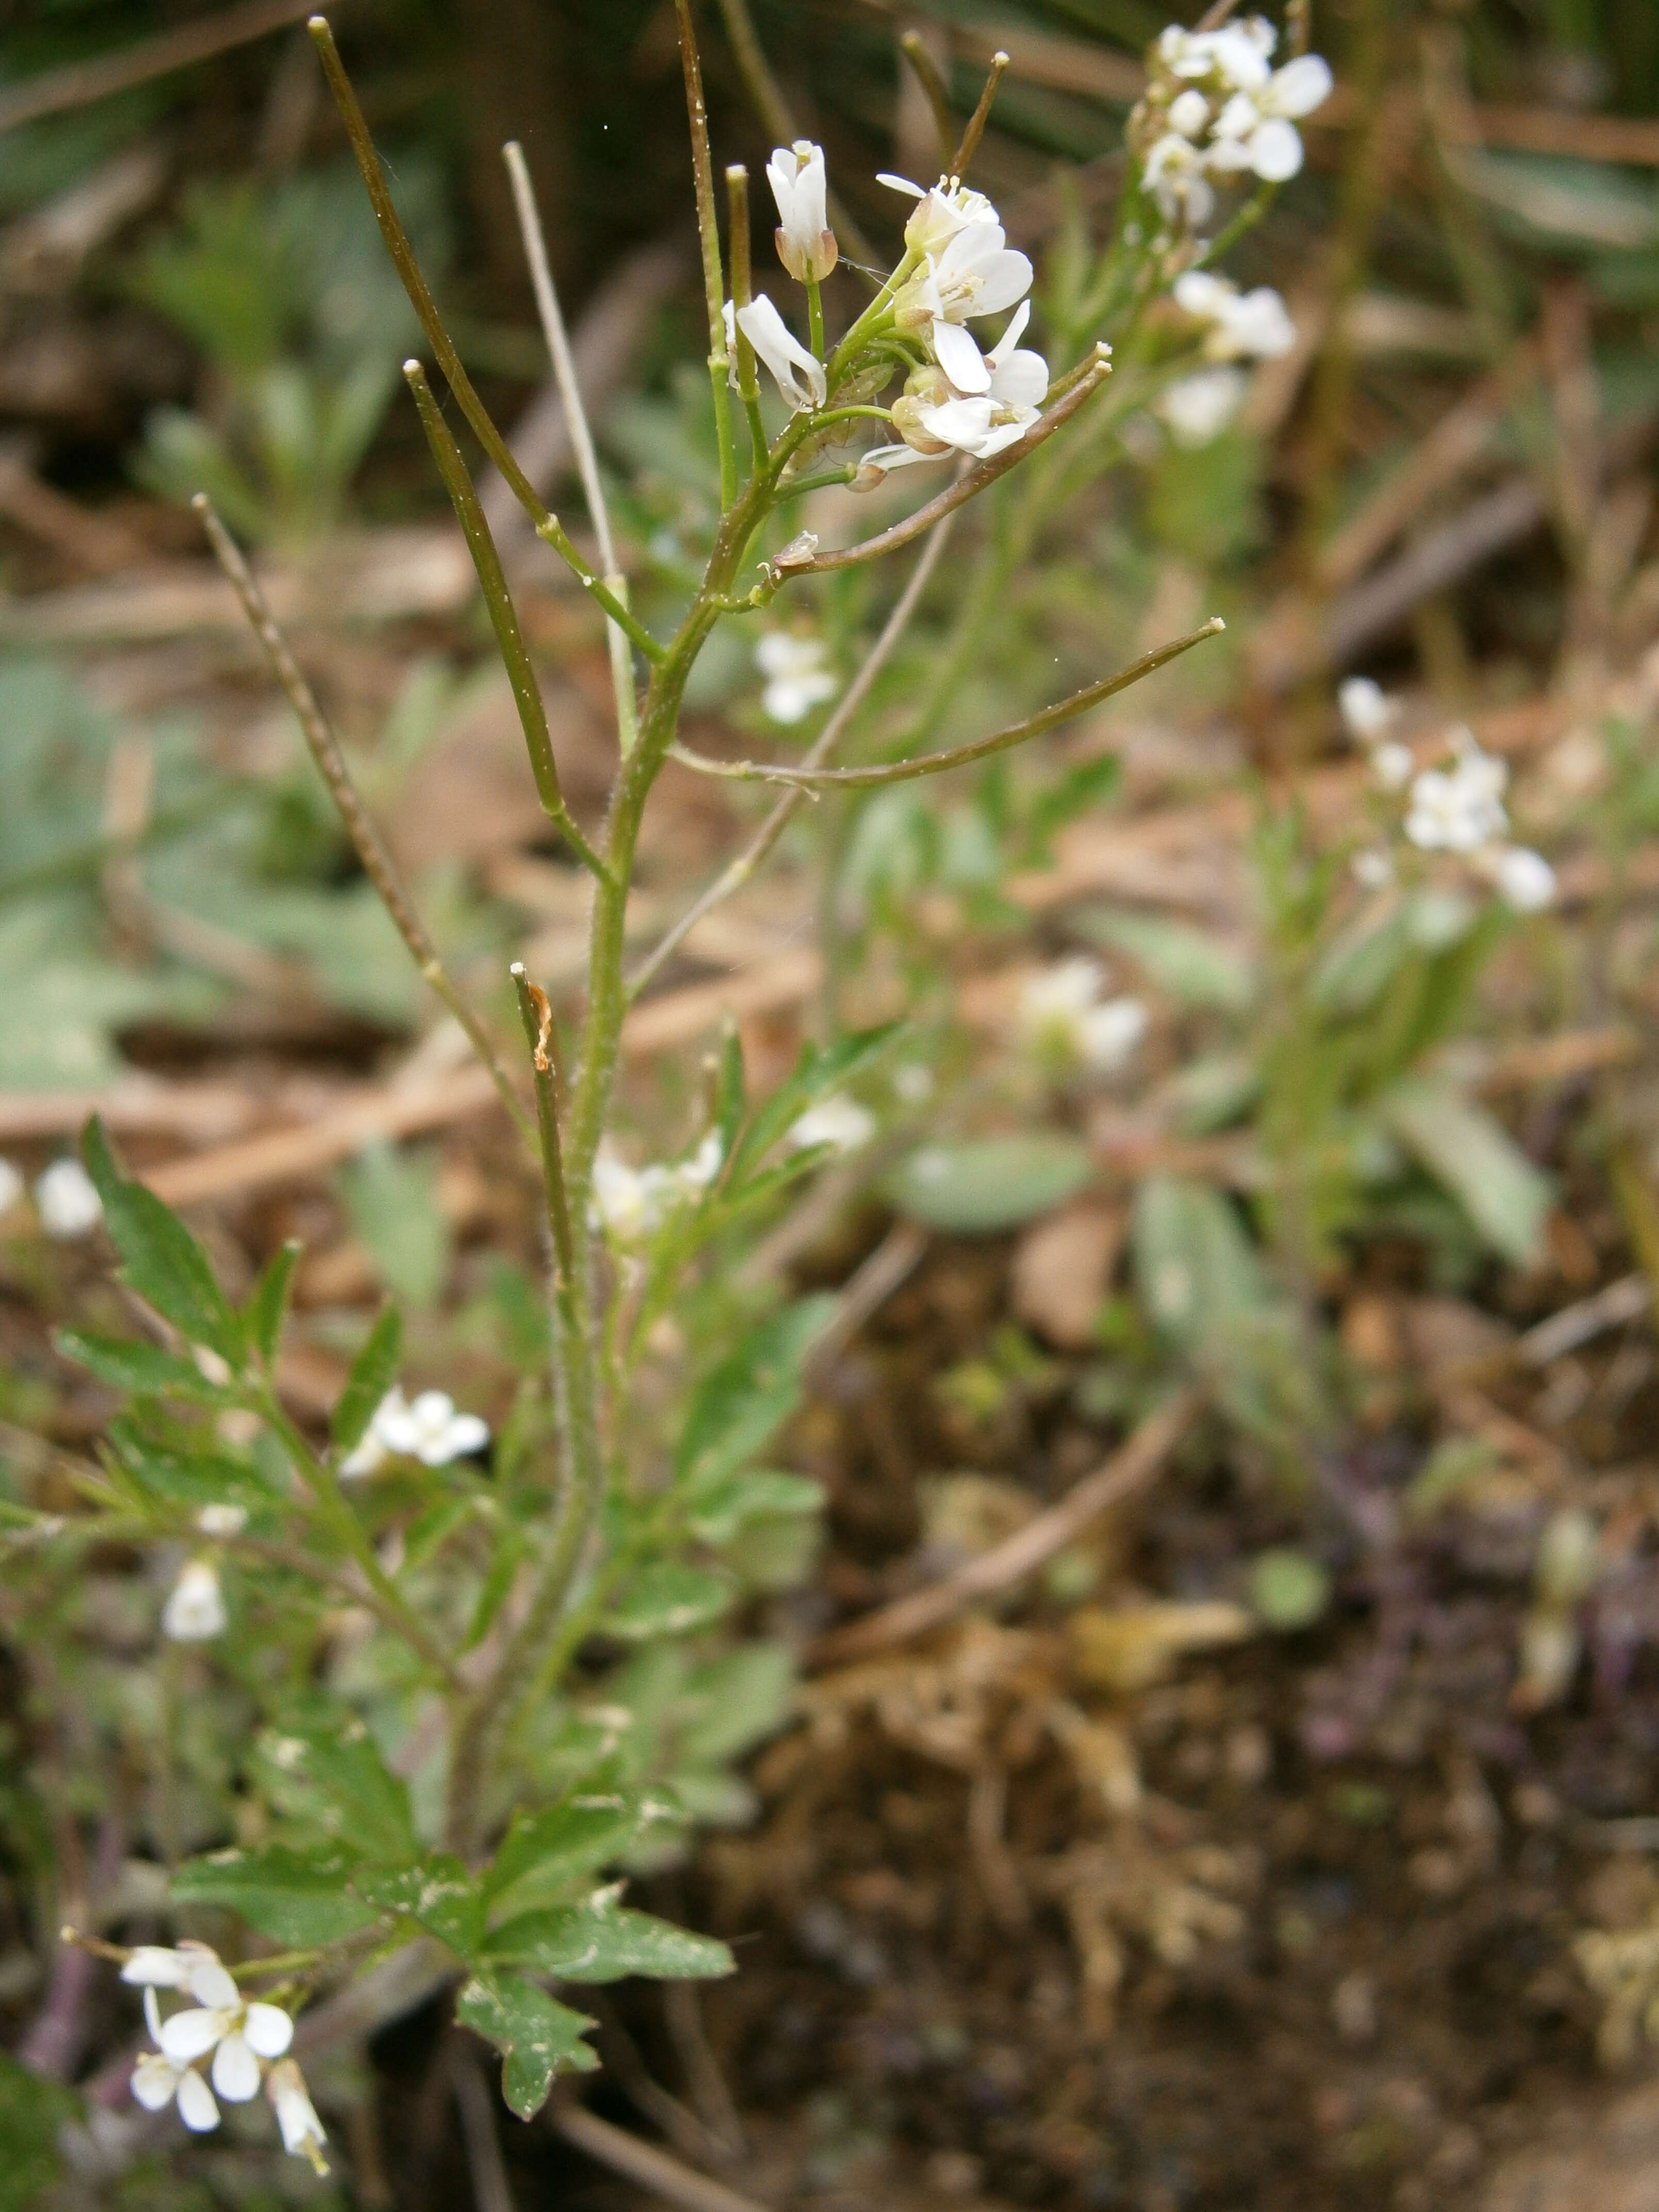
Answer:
[456,1970,597,2119]
[482,1888,734,1983]
[82,1117,242,1365]
[171,1845,382,1946]
[1382,1081,1553,1267]
[887,1135,1093,1233]
[255,1701,416,1863]
[330,1304,402,1454]
[483,1788,685,1915]
[604,1562,733,1641]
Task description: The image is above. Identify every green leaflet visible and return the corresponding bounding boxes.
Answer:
[674,1297,833,1487]
[483,1788,685,1918]
[171,1845,383,1946]
[353,1855,484,1956]
[82,1118,243,1366]
[685,1468,823,1546]
[456,1970,597,2119]
[55,1329,235,1408]
[330,1304,403,1454]
[482,1886,734,1982]
[243,1240,302,1366]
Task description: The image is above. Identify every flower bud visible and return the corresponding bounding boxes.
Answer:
[890,393,951,456]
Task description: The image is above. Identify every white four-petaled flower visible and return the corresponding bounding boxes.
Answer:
[1405,734,1509,854]
[788,1097,875,1154]
[127,1943,294,2133]
[1144,19,1332,220]
[340,1385,490,1474]
[1173,270,1296,360]
[1156,365,1247,446]
[767,141,837,284]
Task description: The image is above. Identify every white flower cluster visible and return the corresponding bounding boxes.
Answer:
[1340,680,1556,912]
[1018,957,1148,1074]
[125,1942,326,2169]
[0,1154,104,1239]
[340,1386,491,1477]
[727,138,838,413]
[863,176,1047,475]
[1156,269,1297,447]
[1141,18,1333,228]
[591,1132,724,1244]
[755,632,838,723]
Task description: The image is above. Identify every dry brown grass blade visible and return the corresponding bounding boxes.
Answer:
[0,0,323,134]
[805,1389,1200,1670]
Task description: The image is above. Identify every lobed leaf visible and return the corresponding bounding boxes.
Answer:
[353,1855,483,1957]
[483,1787,685,1916]
[81,1118,243,1365]
[171,1844,382,1946]
[455,1970,597,2119]
[482,1886,734,1982]
[330,1304,402,1454]
[254,1701,417,1864]
[55,1329,236,1408]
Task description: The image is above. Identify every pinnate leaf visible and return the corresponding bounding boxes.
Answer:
[171,1845,382,1946]
[483,1788,684,1915]
[55,1329,234,1407]
[353,1856,483,1957]
[483,1886,734,1982]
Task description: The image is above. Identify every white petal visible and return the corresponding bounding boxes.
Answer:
[243,2002,295,2058]
[212,2031,263,2103]
[432,1413,489,1463]
[916,396,997,453]
[1269,54,1333,118]
[932,318,990,394]
[175,2069,221,2133]
[1248,119,1304,181]
[187,1959,240,2010]
[159,2006,229,2063]
[966,249,1034,319]
[132,2053,180,2110]
[985,299,1031,370]
[875,171,925,198]
[988,348,1049,412]
[122,1946,192,1988]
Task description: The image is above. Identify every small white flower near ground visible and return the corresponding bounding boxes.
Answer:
[1405,738,1508,854]
[375,1389,490,1466]
[131,1943,294,2128]
[591,1148,679,1241]
[35,1158,102,1239]
[1019,957,1148,1072]
[196,1503,248,1538]
[1173,271,1296,360]
[162,1559,226,1642]
[338,1386,406,1477]
[1488,845,1557,912]
[788,1097,875,1154]
[1352,848,1396,889]
[755,633,838,723]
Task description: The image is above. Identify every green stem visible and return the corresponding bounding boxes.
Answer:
[674,0,738,510]
[807,278,825,362]
[405,365,610,882]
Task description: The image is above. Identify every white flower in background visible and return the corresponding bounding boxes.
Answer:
[196,1502,248,1538]
[267,2057,329,2172]
[876,173,1000,254]
[376,1389,489,1467]
[767,141,837,284]
[1018,957,1148,1072]
[1370,740,1414,791]
[756,632,838,722]
[1173,270,1296,360]
[788,1096,875,1154]
[675,1131,725,1194]
[339,1387,404,1477]
[591,1149,678,1242]
[1352,848,1395,889]
[1337,676,1396,742]
[892,1062,935,1103]
[1206,55,1335,183]
[1487,844,1557,913]
[1167,88,1212,138]
[35,1157,102,1239]
[1405,734,1508,854]
[728,295,826,410]
[1143,132,1215,226]
[0,1158,22,1215]
[162,1559,226,1642]
[1156,365,1247,446]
